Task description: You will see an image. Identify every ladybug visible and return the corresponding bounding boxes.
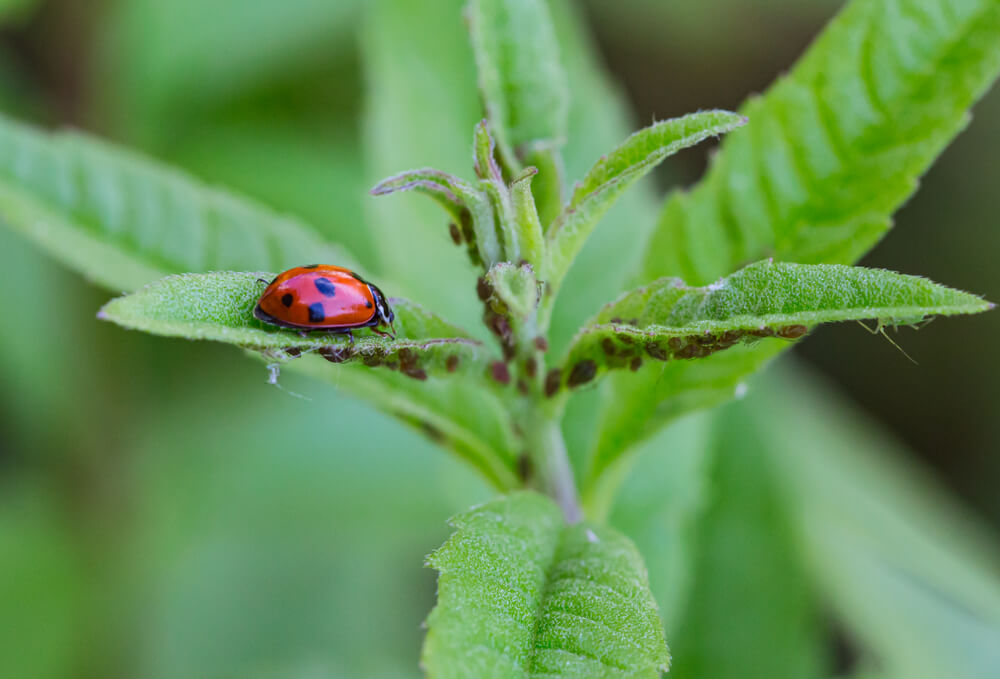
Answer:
[254,264,395,340]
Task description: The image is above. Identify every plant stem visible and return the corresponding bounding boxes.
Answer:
[526,408,581,523]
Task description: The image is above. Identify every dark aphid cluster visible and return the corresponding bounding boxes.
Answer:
[544,323,811,396]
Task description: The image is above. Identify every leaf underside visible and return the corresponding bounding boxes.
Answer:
[424,491,669,679]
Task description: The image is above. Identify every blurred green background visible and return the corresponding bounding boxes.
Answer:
[0,1,997,677]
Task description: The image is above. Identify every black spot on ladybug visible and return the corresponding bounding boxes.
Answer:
[544,369,561,397]
[281,293,294,307]
[308,303,325,323]
[568,360,597,387]
[365,300,373,309]
[314,278,337,297]
[303,264,319,269]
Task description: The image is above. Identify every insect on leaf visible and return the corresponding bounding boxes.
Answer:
[99,271,492,379]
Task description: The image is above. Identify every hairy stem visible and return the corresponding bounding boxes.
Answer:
[525,407,581,523]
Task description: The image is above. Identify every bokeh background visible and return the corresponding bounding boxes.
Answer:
[0,0,996,677]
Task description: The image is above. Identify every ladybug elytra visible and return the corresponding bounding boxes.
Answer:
[254,265,395,340]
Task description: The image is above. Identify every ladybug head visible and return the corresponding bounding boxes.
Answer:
[369,284,396,338]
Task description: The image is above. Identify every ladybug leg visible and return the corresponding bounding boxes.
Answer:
[298,330,310,339]
[345,329,355,344]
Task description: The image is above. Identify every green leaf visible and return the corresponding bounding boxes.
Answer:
[543,111,746,313]
[751,364,1000,679]
[662,403,829,679]
[560,260,990,392]
[362,0,484,325]
[100,0,363,144]
[423,491,669,678]
[291,357,520,491]
[370,165,496,266]
[510,166,546,272]
[99,272,490,380]
[0,113,351,292]
[589,0,1000,508]
[643,0,1000,286]
[543,0,661,351]
[574,260,990,501]
[467,0,569,168]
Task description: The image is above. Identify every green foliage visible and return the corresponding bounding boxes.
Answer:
[751,366,1000,679]
[423,491,669,678]
[663,404,828,679]
[643,0,1000,285]
[467,0,568,168]
[98,271,487,377]
[0,113,350,292]
[589,0,1000,498]
[543,111,746,306]
[557,261,991,394]
[2,0,999,675]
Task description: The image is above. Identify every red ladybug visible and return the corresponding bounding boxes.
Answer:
[254,265,395,340]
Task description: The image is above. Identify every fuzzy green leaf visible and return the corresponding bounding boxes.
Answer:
[370,167,472,223]
[543,111,746,308]
[591,0,1000,496]
[0,113,353,293]
[572,261,991,498]
[423,491,669,678]
[559,260,990,393]
[99,271,490,379]
[467,0,568,167]
[370,165,497,266]
[643,0,1000,286]
[510,166,545,271]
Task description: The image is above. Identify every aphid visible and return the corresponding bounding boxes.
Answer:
[254,265,395,340]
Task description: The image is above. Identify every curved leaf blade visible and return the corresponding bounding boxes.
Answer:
[544,111,746,304]
[643,0,1000,286]
[0,114,353,292]
[590,0,1000,502]
[570,260,991,497]
[99,271,491,379]
[423,491,669,678]
[468,0,569,165]
[558,260,990,393]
